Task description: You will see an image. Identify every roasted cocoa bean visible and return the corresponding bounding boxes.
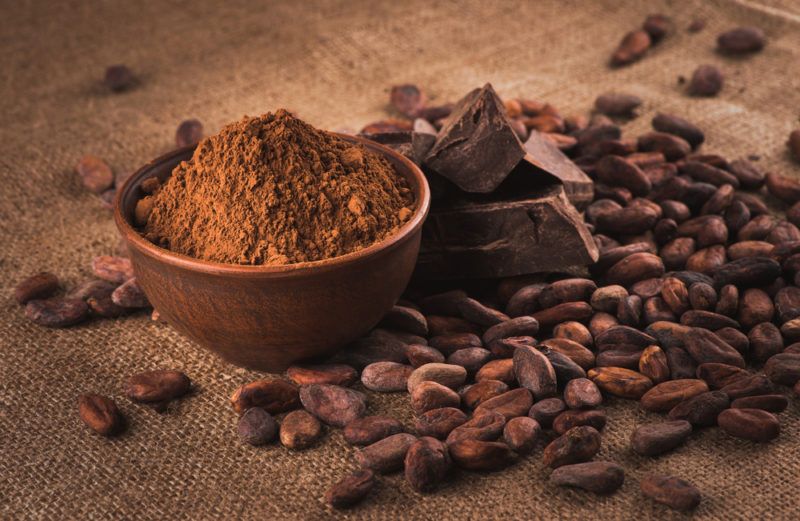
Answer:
[631,420,692,456]
[713,257,781,289]
[344,416,404,446]
[379,305,428,336]
[407,363,467,393]
[15,272,60,304]
[299,384,366,427]
[588,367,653,399]
[286,364,358,387]
[475,388,533,420]
[611,29,651,67]
[418,290,468,316]
[688,64,723,96]
[564,378,603,409]
[414,407,467,439]
[718,408,779,442]
[325,469,375,508]
[502,416,540,455]
[551,461,625,494]
[458,298,509,327]
[238,407,278,446]
[721,374,774,399]
[77,393,124,436]
[460,380,509,410]
[448,439,514,471]
[717,26,766,54]
[25,297,89,328]
[91,255,134,284]
[357,433,418,473]
[639,345,670,383]
[404,436,450,493]
[640,379,709,412]
[505,284,546,317]
[541,338,595,370]
[553,409,607,435]
[279,409,323,449]
[127,370,191,403]
[231,379,299,414]
[695,362,747,389]
[667,390,729,427]
[411,381,460,415]
[775,286,800,323]
[731,394,788,412]
[684,328,745,367]
[749,323,784,363]
[594,92,642,117]
[764,353,800,386]
[513,345,557,399]
[638,132,691,161]
[543,425,602,468]
[553,321,594,348]
[715,327,750,355]
[428,333,482,356]
[640,474,701,511]
[680,310,740,330]
[361,362,414,392]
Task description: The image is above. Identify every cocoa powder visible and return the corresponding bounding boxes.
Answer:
[144,110,414,265]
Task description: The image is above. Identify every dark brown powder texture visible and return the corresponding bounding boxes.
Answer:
[144,110,414,265]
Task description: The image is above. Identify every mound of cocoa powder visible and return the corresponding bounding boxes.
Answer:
[143,110,414,265]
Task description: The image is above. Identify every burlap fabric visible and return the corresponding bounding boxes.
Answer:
[2,0,800,519]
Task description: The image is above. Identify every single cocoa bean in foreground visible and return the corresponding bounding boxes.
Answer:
[299,384,366,427]
[325,469,375,509]
[176,119,204,147]
[718,408,780,442]
[688,65,723,97]
[237,407,277,446]
[404,436,450,493]
[76,154,114,194]
[279,410,323,449]
[550,461,625,494]
[631,420,692,456]
[77,393,124,436]
[104,64,136,91]
[126,370,191,403]
[542,425,601,468]
[641,474,701,511]
[717,26,766,54]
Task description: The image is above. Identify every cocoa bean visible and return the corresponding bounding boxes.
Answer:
[591,285,628,312]
[543,347,588,384]
[543,425,602,468]
[448,439,514,471]
[718,408,779,442]
[111,278,149,308]
[76,155,114,193]
[551,461,625,494]
[279,410,323,449]
[631,420,692,456]
[611,30,651,67]
[482,316,539,345]
[605,253,665,287]
[749,323,784,363]
[775,286,800,323]
[540,338,595,369]
[589,312,620,337]
[638,132,691,161]
[717,26,766,54]
[474,388,533,420]
[667,390,729,427]
[738,215,778,241]
[238,407,278,446]
[361,362,414,392]
[344,416,404,446]
[175,118,203,147]
[651,113,703,148]
[687,282,717,311]
[77,393,124,436]
[553,409,607,435]
[513,345,557,399]
[127,370,190,403]
[531,302,593,328]
[505,284,546,317]
[286,364,358,387]
[680,310,740,330]
[446,410,506,444]
[563,378,602,409]
[688,64,723,96]
[299,384,366,427]
[596,206,660,235]
[646,321,690,349]
[231,379,299,414]
[764,353,800,386]
[357,432,418,473]
[715,327,750,355]
[15,272,60,304]
[378,305,428,336]
[104,64,135,91]
[660,200,691,222]
[553,321,593,348]
[596,350,641,369]
[631,277,664,299]
[641,474,701,511]
[325,469,375,508]
[404,436,450,493]
[414,407,467,439]
[503,416,541,454]
[405,344,445,368]
[428,333,482,356]
[714,257,781,289]
[25,297,89,328]
[721,374,774,399]
[639,345,670,383]
[701,184,735,215]
[617,295,642,326]
[588,367,653,399]
[539,279,597,308]
[596,155,651,196]
[716,284,739,316]
[475,359,515,385]
[426,315,480,337]
[696,362,747,388]
[684,328,745,367]
[782,318,800,341]
[727,159,765,190]
[411,381,460,415]
[418,290,468,316]
[640,379,709,412]
[660,237,696,270]
[457,298,509,327]
[407,363,467,393]
[91,255,134,284]
[596,325,656,349]
[731,394,788,413]
[488,336,536,358]
[460,380,509,410]
[728,241,773,260]
[594,93,642,117]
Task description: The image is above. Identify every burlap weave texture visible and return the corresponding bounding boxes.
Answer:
[1,0,800,519]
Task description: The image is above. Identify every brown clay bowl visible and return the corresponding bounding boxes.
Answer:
[114,134,430,372]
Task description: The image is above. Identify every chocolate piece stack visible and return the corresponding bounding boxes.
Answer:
[366,83,596,279]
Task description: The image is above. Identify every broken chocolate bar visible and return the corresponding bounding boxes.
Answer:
[524,130,594,210]
[416,161,599,279]
[423,83,526,193]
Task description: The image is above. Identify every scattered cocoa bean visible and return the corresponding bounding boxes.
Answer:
[448,439,514,471]
[717,26,766,54]
[91,255,134,284]
[238,407,278,446]
[411,381,461,415]
[286,364,358,387]
[407,363,467,393]
[25,297,89,327]
[542,425,601,468]
[404,436,450,493]
[667,390,730,427]
[588,367,653,399]
[344,416,404,446]
[361,362,414,392]
[15,272,60,304]
[553,409,607,435]
[77,393,124,436]
[127,369,191,403]
[688,65,723,97]
[513,345,557,399]
[551,461,625,494]
[280,410,323,449]
[718,408,779,442]
[231,379,299,414]
[641,474,701,511]
[325,469,375,509]
[631,420,692,456]
[299,384,366,427]
[175,119,204,147]
[474,388,533,420]
[611,30,651,67]
[446,410,506,444]
[731,394,788,413]
[356,433,418,473]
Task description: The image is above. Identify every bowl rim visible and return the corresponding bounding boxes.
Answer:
[113,132,431,278]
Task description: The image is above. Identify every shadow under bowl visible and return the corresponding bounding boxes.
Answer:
[114,134,430,372]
